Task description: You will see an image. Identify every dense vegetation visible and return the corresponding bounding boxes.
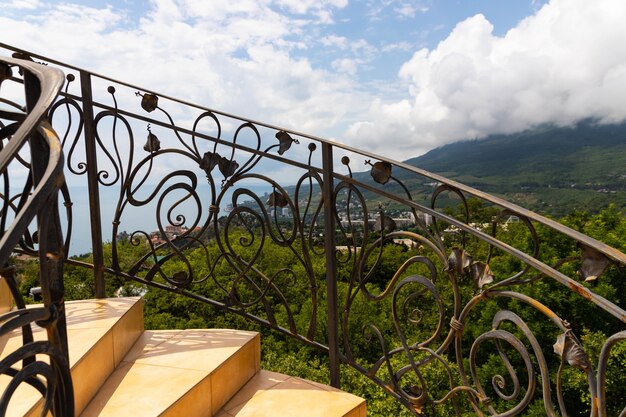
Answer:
[14,203,626,416]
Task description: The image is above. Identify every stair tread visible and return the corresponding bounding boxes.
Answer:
[1,298,366,417]
[80,329,260,417]
[0,297,144,417]
[0,297,142,366]
[216,370,366,417]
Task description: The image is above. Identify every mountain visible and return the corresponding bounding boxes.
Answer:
[356,120,626,217]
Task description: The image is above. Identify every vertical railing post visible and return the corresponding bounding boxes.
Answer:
[79,71,105,298]
[24,70,67,345]
[322,142,340,388]
[24,69,73,416]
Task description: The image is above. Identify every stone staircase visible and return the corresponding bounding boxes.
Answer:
[0,287,366,417]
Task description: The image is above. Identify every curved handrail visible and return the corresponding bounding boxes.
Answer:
[0,56,72,417]
[0,57,65,265]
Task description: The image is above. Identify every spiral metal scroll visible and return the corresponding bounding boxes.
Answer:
[0,304,74,417]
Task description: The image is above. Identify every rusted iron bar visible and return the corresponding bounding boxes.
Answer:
[322,142,340,388]
[79,71,105,298]
[24,67,69,357]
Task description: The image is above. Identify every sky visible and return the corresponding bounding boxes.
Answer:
[2,0,626,161]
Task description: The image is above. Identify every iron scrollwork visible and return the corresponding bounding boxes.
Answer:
[3,43,625,416]
[332,157,626,415]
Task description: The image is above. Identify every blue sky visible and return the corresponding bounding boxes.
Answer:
[2,0,625,160]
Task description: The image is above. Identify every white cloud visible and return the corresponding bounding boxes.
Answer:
[381,41,412,53]
[346,0,626,159]
[3,0,624,167]
[332,58,358,75]
[393,2,429,19]
[320,34,349,49]
[367,0,430,21]
[6,0,41,9]
[349,39,378,63]
[273,0,348,14]
[0,0,363,134]
[271,0,347,23]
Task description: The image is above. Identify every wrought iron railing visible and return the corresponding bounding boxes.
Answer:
[0,55,73,415]
[2,42,626,416]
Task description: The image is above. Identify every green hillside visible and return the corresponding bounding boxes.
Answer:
[373,120,626,216]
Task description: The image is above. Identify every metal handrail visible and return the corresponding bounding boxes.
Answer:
[0,57,64,264]
[0,56,73,416]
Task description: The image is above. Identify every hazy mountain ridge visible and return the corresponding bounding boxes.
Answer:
[354,120,626,216]
[406,120,626,179]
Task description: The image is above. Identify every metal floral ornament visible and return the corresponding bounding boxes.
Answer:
[217,156,239,178]
[553,331,591,371]
[447,248,473,275]
[200,151,220,174]
[374,215,396,232]
[469,262,494,289]
[275,131,298,155]
[199,151,238,178]
[369,161,392,185]
[140,92,159,112]
[267,190,289,207]
[447,248,494,289]
[578,243,611,282]
[143,125,160,153]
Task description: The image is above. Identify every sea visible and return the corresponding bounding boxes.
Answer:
[66,183,272,256]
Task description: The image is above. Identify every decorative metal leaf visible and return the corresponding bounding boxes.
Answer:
[374,215,396,232]
[143,131,160,153]
[469,262,494,289]
[447,248,473,275]
[218,156,239,178]
[370,161,392,185]
[553,332,591,370]
[578,243,610,282]
[553,333,566,357]
[275,131,298,155]
[199,151,220,173]
[141,93,159,112]
[267,191,288,207]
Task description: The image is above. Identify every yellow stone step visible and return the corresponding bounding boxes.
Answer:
[0,297,144,417]
[215,370,366,417]
[0,277,13,314]
[1,295,365,417]
[80,329,260,417]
